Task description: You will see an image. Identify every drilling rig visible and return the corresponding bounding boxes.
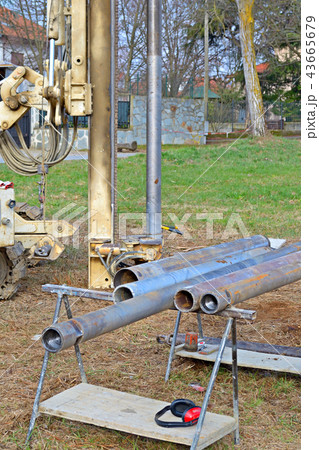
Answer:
[0,0,163,299]
[0,2,301,446]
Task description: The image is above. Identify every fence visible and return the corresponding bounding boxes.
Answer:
[38,90,300,134]
[208,100,301,132]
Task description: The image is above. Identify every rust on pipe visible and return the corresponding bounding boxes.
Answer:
[114,235,270,286]
[113,246,272,302]
[174,243,300,312]
[42,288,175,353]
[175,251,300,314]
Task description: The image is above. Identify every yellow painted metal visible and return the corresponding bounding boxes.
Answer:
[28,235,65,261]
[0,188,15,247]
[0,66,44,131]
[64,0,92,117]
[88,0,113,288]
[47,0,60,40]
[13,212,75,262]
[47,0,65,44]
[14,213,76,251]
[0,1,161,290]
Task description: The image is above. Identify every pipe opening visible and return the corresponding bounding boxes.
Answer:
[42,329,62,353]
[174,290,195,312]
[113,269,138,287]
[200,294,219,314]
[114,286,134,302]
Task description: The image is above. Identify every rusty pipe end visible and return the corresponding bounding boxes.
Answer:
[113,268,139,287]
[113,285,134,303]
[174,290,197,312]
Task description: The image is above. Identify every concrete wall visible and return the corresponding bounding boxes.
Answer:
[208,123,246,134]
[283,122,301,132]
[31,95,206,149]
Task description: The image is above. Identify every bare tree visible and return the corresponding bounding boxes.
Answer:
[162,0,205,97]
[0,0,46,73]
[234,0,265,136]
[254,0,300,61]
[119,0,209,97]
[118,0,147,92]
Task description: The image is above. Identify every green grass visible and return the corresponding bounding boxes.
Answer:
[1,136,300,238]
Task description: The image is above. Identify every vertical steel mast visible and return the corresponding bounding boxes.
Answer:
[89,0,163,287]
[146,0,162,240]
[88,0,115,287]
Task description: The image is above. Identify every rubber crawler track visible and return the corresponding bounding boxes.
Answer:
[0,242,26,300]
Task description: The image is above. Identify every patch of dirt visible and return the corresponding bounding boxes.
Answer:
[0,235,301,449]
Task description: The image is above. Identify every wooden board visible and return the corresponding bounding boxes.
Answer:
[39,384,236,449]
[175,345,301,375]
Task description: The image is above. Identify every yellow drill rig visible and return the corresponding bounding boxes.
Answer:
[0,0,163,299]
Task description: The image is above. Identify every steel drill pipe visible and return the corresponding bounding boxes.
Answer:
[116,242,300,304]
[113,246,272,302]
[174,250,300,315]
[146,0,162,239]
[174,242,300,312]
[42,288,176,353]
[42,244,300,353]
[200,259,300,314]
[220,263,300,310]
[114,235,270,286]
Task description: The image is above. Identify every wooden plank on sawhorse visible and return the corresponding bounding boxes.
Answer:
[39,383,236,450]
[175,345,301,375]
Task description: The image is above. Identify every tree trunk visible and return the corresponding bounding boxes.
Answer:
[235,0,265,136]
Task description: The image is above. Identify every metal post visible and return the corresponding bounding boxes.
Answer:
[25,292,64,444]
[197,313,204,339]
[146,0,162,240]
[165,311,182,382]
[89,0,114,287]
[232,319,240,445]
[204,0,209,138]
[232,99,234,132]
[204,0,209,120]
[62,295,87,383]
[190,318,233,450]
[110,0,117,243]
[48,39,55,87]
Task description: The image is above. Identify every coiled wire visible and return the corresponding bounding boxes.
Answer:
[0,118,78,176]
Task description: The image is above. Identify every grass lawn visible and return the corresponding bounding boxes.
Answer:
[1,136,300,240]
[0,136,301,449]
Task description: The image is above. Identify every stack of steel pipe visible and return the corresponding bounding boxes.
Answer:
[113,239,300,303]
[174,250,300,314]
[113,235,270,286]
[41,236,300,353]
[113,236,274,301]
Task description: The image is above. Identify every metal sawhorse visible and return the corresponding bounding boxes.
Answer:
[26,284,255,449]
[165,307,257,449]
